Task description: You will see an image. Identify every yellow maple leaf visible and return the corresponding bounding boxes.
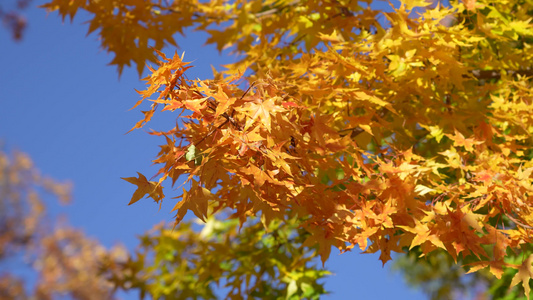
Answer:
[402,0,432,10]
[511,254,533,299]
[242,96,285,132]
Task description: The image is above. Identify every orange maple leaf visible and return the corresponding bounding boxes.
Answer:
[466,260,507,280]
[122,172,164,205]
[171,180,212,223]
[446,129,482,152]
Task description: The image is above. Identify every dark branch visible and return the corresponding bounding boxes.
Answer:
[469,68,533,80]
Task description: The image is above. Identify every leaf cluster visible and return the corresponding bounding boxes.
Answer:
[101,215,329,299]
[44,0,533,298]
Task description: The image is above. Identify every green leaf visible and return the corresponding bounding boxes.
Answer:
[185,144,196,161]
[300,282,315,297]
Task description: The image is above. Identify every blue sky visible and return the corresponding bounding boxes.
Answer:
[0,2,427,299]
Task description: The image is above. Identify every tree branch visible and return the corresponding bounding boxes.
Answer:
[469,68,533,80]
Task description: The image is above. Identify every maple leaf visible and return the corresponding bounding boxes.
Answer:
[242,96,285,132]
[122,172,164,205]
[466,260,506,280]
[398,219,445,251]
[171,179,212,223]
[402,0,433,10]
[302,228,334,266]
[511,254,533,300]
[445,129,482,152]
[127,109,155,133]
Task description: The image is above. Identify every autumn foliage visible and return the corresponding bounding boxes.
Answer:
[0,0,31,40]
[0,150,126,299]
[0,149,327,299]
[41,0,533,298]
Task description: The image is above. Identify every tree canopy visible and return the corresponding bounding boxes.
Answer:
[28,0,533,298]
[0,147,328,299]
[0,149,125,299]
